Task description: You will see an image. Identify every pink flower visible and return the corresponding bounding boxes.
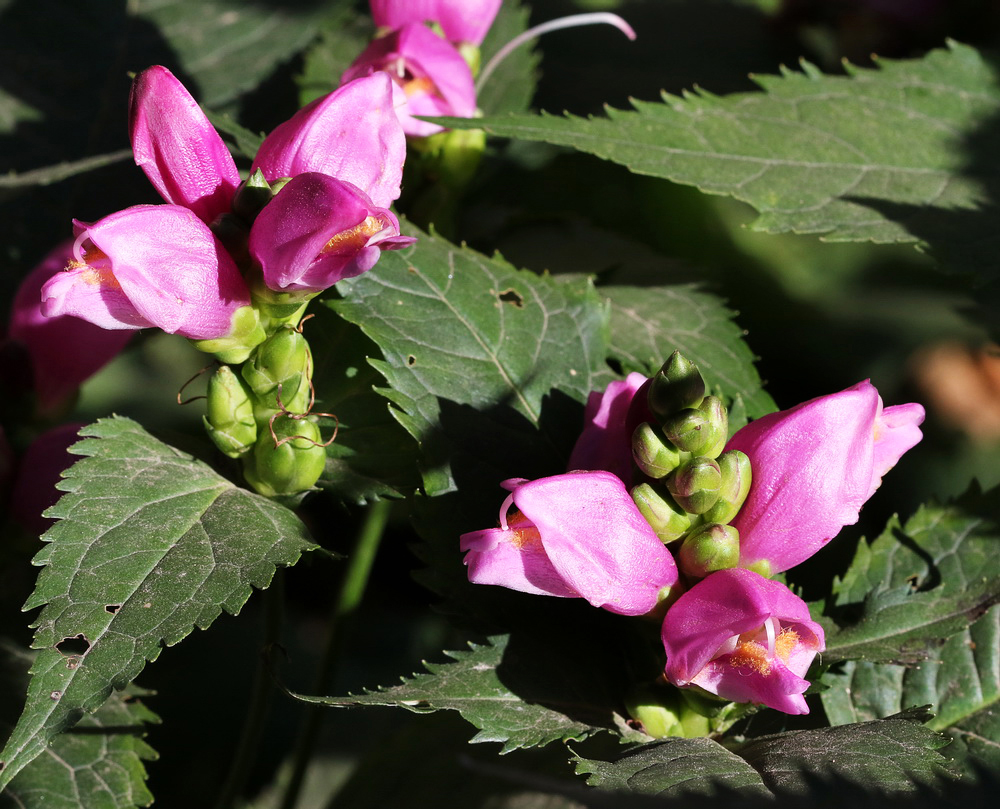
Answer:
[567,372,648,481]
[251,73,406,209]
[369,0,502,46]
[40,206,252,341]
[342,23,477,137]
[727,381,925,574]
[249,172,415,294]
[460,471,678,616]
[9,422,84,537]
[7,241,131,413]
[129,65,241,225]
[662,568,825,715]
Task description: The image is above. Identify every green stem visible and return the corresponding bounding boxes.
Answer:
[279,498,393,809]
[213,572,285,809]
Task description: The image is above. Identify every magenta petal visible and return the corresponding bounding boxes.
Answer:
[728,381,882,573]
[870,402,925,496]
[662,568,824,715]
[512,472,678,615]
[44,205,250,341]
[370,0,502,45]
[567,372,647,480]
[252,74,405,209]
[129,66,240,224]
[250,173,411,293]
[342,23,477,138]
[460,525,580,598]
[9,241,132,411]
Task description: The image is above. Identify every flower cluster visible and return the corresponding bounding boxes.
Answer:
[461,352,925,723]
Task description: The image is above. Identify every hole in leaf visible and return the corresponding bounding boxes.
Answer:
[407,355,416,366]
[497,288,524,308]
[105,604,121,614]
[606,358,624,376]
[56,634,90,656]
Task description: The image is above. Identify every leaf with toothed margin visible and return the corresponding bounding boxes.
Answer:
[0,417,316,791]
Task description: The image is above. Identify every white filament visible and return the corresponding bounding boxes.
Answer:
[498,492,516,531]
[477,13,637,92]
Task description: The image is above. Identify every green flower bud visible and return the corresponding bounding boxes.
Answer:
[647,351,705,421]
[625,684,684,738]
[678,522,740,578]
[661,395,727,456]
[241,327,311,420]
[700,450,752,525]
[203,365,257,458]
[632,422,682,479]
[231,169,275,223]
[243,416,326,497]
[666,457,722,515]
[631,483,691,543]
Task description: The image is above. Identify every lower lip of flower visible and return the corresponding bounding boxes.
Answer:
[320,216,390,254]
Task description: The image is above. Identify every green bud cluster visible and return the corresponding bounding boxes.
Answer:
[629,351,752,579]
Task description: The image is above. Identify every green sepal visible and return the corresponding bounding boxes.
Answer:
[631,482,691,543]
[243,416,327,497]
[632,421,682,479]
[241,326,312,421]
[700,449,752,524]
[203,365,257,458]
[191,304,267,364]
[678,522,741,578]
[666,456,722,515]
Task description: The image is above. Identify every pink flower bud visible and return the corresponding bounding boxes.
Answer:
[567,372,648,481]
[129,65,241,225]
[252,74,406,209]
[728,380,925,574]
[369,0,502,46]
[249,172,415,294]
[8,241,131,413]
[460,471,678,616]
[40,205,252,341]
[342,23,477,138]
[662,568,825,715]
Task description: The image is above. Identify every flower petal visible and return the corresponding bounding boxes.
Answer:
[370,0,502,45]
[250,173,414,293]
[252,74,405,209]
[512,471,678,615]
[567,372,647,480]
[129,66,240,224]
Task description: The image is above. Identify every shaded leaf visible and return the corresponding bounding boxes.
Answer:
[821,487,1000,777]
[0,418,316,790]
[330,221,608,495]
[476,0,538,117]
[283,634,604,754]
[576,736,771,798]
[450,41,1000,281]
[603,284,775,423]
[821,487,1000,665]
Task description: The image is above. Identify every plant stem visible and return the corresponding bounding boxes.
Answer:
[279,498,393,809]
[213,572,285,809]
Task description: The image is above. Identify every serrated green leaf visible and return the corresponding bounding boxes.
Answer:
[603,284,775,422]
[330,221,608,494]
[0,417,316,790]
[296,6,372,108]
[575,709,955,802]
[1,684,159,809]
[821,488,1000,777]
[306,302,422,504]
[735,708,956,796]
[449,41,1000,280]
[283,635,602,753]
[821,488,1000,665]
[202,110,264,162]
[575,736,771,797]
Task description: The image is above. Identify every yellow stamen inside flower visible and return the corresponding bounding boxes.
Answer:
[728,640,771,675]
[774,628,799,662]
[320,217,385,255]
[404,76,436,97]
